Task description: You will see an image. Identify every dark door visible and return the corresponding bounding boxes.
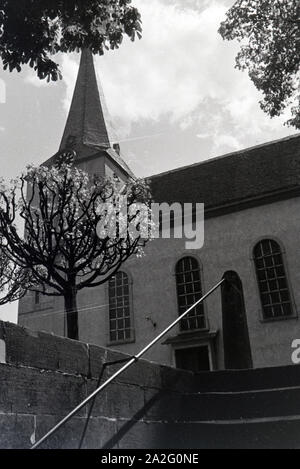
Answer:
[221,271,253,369]
[175,346,210,372]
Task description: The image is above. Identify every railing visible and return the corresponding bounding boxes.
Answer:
[31,278,225,450]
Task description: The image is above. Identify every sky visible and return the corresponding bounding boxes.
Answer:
[0,0,298,323]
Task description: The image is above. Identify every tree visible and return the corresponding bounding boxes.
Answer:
[0,155,152,340]
[219,0,300,128]
[0,0,142,81]
[0,245,28,305]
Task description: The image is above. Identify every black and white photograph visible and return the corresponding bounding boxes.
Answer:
[0,0,299,453]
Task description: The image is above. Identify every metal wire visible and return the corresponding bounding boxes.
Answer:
[78,355,135,449]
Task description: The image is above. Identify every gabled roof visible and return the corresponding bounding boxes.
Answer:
[149,134,300,216]
[105,148,135,179]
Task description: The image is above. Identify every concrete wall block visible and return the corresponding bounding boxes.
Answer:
[0,366,15,414]
[41,332,89,376]
[160,364,197,393]
[35,415,118,449]
[0,414,35,449]
[89,346,163,389]
[0,364,87,417]
[115,421,183,449]
[1,322,51,369]
[88,344,108,379]
[115,421,231,449]
[81,417,119,449]
[106,382,145,421]
[0,321,89,376]
[116,359,163,390]
[35,415,86,449]
[90,346,164,389]
[103,349,133,377]
[143,388,183,422]
[86,381,145,420]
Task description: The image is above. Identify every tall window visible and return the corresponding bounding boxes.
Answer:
[108,271,133,343]
[253,239,293,319]
[176,257,206,331]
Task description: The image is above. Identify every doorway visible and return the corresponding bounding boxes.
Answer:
[175,345,211,372]
[221,271,253,369]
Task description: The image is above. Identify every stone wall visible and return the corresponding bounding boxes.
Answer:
[2,320,300,449]
[0,320,200,449]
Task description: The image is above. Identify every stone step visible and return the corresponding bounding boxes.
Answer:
[194,365,300,392]
[146,386,300,422]
[166,417,300,449]
[182,386,300,421]
[116,416,300,449]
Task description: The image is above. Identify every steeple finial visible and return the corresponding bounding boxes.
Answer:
[60,49,118,153]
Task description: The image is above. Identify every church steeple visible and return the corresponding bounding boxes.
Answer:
[55,49,134,179]
[60,49,118,152]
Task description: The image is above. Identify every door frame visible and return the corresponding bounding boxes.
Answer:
[172,342,215,371]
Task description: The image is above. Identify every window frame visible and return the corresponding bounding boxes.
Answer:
[107,270,135,346]
[252,238,297,323]
[175,256,208,333]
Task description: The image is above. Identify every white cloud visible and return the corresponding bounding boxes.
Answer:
[0,79,6,103]
[61,0,230,121]
[196,132,211,139]
[24,53,62,89]
[25,74,50,88]
[100,0,231,124]
[212,134,241,153]
[61,54,78,112]
[60,0,297,157]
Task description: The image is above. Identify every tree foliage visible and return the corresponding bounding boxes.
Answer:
[0,156,152,339]
[219,0,300,128]
[0,0,142,81]
[0,244,29,305]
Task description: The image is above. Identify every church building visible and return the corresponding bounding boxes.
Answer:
[18,50,300,373]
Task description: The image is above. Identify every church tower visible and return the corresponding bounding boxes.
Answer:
[46,48,134,180]
[18,49,136,337]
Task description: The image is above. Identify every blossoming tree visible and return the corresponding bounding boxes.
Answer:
[0,155,152,340]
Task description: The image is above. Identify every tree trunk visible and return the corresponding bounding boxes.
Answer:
[64,286,79,340]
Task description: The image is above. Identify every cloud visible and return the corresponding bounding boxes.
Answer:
[61,1,231,118]
[24,52,63,89]
[61,54,79,112]
[98,0,231,125]
[25,74,50,88]
[60,0,297,157]
[212,134,241,153]
[0,79,6,103]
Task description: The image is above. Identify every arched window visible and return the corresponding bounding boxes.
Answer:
[176,257,206,331]
[253,239,293,319]
[108,271,133,343]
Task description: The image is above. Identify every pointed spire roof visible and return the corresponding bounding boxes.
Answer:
[60,49,118,152]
